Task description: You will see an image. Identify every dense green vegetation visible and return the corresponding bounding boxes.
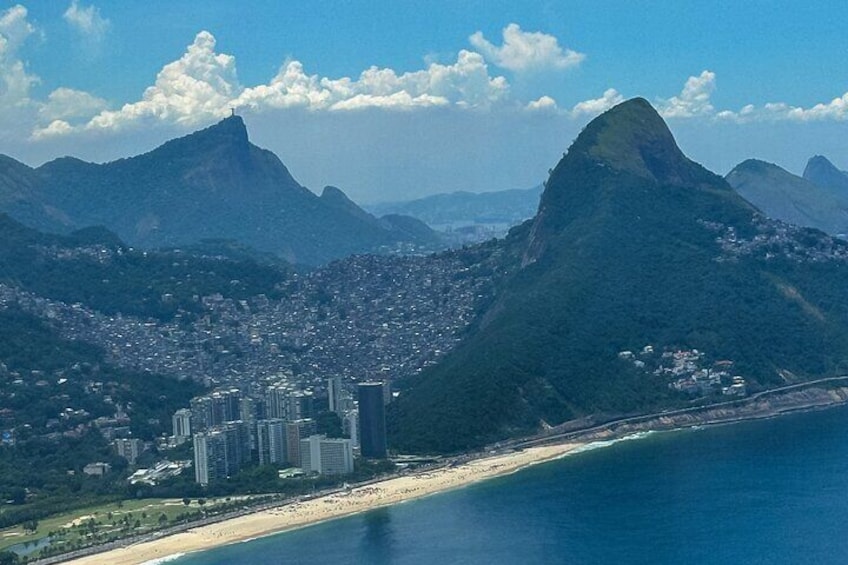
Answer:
[389,99,848,453]
[0,308,205,529]
[0,214,287,320]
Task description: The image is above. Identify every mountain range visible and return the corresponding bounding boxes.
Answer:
[365,185,543,229]
[5,96,848,456]
[0,117,439,265]
[726,155,848,236]
[389,98,848,452]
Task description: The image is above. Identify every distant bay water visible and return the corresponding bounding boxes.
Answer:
[172,405,848,565]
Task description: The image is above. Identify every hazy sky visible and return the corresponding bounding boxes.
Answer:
[3,1,848,202]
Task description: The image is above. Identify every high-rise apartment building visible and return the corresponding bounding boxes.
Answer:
[358,382,387,458]
[256,418,287,465]
[300,435,354,476]
[193,420,249,485]
[172,408,192,441]
[285,418,317,467]
[328,377,343,414]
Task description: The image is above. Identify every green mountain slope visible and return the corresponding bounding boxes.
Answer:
[0,213,287,320]
[0,305,206,528]
[0,155,70,233]
[390,98,848,453]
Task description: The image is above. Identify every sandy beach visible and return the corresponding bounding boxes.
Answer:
[63,442,582,565]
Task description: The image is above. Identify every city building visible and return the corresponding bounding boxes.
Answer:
[189,396,214,433]
[265,383,291,420]
[300,434,354,476]
[382,376,393,405]
[114,437,143,465]
[172,408,191,443]
[224,420,251,471]
[83,462,111,476]
[285,418,317,467]
[193,420,250,485]
[286,390,314,421]
[213,388,242,424]
[193,431,223,485]
[358,382,387,458]
[256,418,287,465]
[190,389,242,432]
[239,397,262,452]
[343,409,360,449]
[328,376,343,415]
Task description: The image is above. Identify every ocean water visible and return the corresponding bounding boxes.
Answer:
[173,406,848,565]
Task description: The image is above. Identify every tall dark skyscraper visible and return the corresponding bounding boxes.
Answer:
[358,382,387,458]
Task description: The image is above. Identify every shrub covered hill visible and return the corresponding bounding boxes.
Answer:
[0,116,439,265]
[0,212,287,321]
[389,98,848,453]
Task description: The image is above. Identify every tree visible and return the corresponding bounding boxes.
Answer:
[182,497,191,506]
[157,514,167,526]
[8,487,25,506]
[22,519,38,533]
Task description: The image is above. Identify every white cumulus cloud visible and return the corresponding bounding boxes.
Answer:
[760,95,848,122]
[237,49,508,112]
[76,32,510,134]
[658,70,716,119]
[31,119,73,140]
[469,23,584,72]
[570,88,624,118]
[39,87,108,121]
[0,4,39,108]
[31,88,108,139]
[526,95,558,112]
[63,0,110,42]
[86,31,240,131]
[709,92,848,124]
[653,71,848,124]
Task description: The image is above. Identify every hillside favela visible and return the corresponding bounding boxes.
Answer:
[2,3,848,564]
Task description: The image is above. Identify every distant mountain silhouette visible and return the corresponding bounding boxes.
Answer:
[803,155,848,198]
[366,185,543,228]
[0,116,440,265]
[0,155,70,233]
[726,159,848,235]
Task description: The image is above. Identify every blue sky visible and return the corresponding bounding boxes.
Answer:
[3,1,848,202]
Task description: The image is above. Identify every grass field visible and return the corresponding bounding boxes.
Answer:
[0,496,257,559]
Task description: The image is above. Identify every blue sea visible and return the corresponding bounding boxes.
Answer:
[171,405,848,564]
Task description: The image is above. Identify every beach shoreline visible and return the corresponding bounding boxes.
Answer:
[58,442,583,565]
[45,381,848,565]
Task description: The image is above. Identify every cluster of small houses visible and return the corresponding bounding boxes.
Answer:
[619,346,747,397]
[699,216,848,263]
